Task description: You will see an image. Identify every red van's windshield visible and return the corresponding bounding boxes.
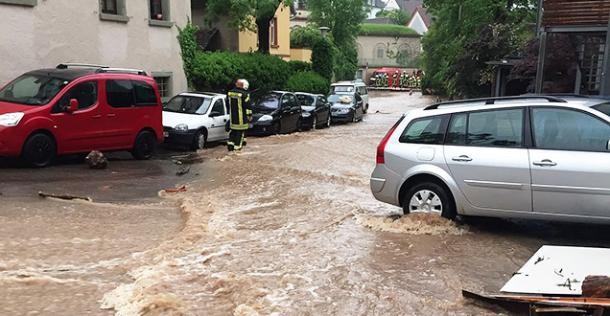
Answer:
[0,74,68,106]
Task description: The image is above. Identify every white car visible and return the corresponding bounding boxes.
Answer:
[330,80,369,113]
[162,92,229,150]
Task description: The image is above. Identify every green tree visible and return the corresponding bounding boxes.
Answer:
[421,0,536,97]
[205,0,292,54]
[307,0,367,80]
[307,0,367,47]
[312,37,334,81]
[376,9,411,25]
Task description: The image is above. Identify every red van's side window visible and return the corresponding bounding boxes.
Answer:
[106,80,134,108]
[106,80,158,108]
[133,81,157,106]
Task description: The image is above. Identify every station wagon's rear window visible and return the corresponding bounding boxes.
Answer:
[399,115,447,144]
[467,109,523,147]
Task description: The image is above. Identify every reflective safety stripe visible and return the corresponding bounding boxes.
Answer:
[228,91,248,130]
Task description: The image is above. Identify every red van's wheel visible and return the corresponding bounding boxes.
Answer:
[22,133,56,168]
[132,131,156,160]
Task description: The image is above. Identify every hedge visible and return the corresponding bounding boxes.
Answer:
[288,60,312,74]
[191,52,292,95]
[286,71,330,95]
[359,23,420,37]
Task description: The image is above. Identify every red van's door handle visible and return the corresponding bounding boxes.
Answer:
[92,114,102,119]
[107,113,117,118]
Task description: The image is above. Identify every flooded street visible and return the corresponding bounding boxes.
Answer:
[3,92,610,315]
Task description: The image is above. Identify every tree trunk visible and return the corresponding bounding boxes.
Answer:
[256,18,271,54]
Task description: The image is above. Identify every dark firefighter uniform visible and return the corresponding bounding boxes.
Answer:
[227,88,252,151]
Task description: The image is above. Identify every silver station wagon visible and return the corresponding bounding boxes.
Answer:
[371,96,610,223]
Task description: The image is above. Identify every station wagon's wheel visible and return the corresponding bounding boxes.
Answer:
[352,113,358,123]
[22,133,56,168]
[132,131,156,160]
[191,130,206,151]
[403,182,456,220]
[326,114,331,128]
[363,104,368,114]
[312,116,318,130]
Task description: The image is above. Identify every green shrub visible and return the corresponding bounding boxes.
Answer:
[359,23,420,37]
[191,52,291,95]
[288,60,312,74]
[290,26,324,48]
[312,38,334,81]
[286,71,330,95]
[177,21,199,88]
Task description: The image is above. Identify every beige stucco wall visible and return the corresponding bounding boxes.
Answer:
[357,35,422,68]
[239,5,291,58]
[290,48,312,62]
[0,0,190,96]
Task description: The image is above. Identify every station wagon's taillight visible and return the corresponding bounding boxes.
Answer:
[376,115,405,164]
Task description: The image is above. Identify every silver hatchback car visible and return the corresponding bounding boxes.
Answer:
[371,96,610,223]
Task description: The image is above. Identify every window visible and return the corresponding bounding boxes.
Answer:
[153,75,171,102]
[149,0,171,26]
[447,113,467,145]
[0,0,37,6]
[133,81,157,106]
[101,0,117,14]
[55,82,98,113]
[532,108,610,152]
[593,103,610,117]
[0,74,67,106]
[99,0,128,22]
[375,44,386,59]
[210,99,225,115]
[270,18,278,47]
[106,80,134,108]
[467,109,523,147]
[399,116,447,144]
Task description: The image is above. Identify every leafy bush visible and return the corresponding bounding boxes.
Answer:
[191,52,291,95]
[288,60,312,74]
[177,21,199,88]
[312,38,334,81]
[286,71,330,95]
[290,26,324,49]
[359,23,419,37]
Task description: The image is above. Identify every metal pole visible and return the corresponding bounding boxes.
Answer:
[600,13,610,96]
[535,31,547,94]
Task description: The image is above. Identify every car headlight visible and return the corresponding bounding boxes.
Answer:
[175,123,189,131]
[0,112,24,127]
[301,112,311,118]
[258,115,273,122]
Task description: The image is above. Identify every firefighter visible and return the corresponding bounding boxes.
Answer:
[227,79,252,152]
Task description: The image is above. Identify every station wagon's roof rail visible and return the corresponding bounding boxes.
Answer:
[424,96,568,110]
[56,63,109,69]
[96,68,148,76]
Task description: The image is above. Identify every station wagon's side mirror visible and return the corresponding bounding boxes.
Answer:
[209,111,222,117]
[67,99,79,113]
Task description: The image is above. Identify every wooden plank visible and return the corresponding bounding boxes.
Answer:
[543,0,610,26]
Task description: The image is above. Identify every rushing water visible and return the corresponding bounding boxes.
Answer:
[3,92,610,316]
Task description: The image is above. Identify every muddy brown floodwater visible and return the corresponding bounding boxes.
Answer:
[3,92,610,316]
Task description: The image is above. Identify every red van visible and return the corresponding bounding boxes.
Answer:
[0,64,163,167]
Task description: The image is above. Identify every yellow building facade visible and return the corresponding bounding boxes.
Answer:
[238,5,291,59]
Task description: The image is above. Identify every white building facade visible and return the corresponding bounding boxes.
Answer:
[0,0,191,101]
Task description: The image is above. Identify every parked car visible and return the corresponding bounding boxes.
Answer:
[250,91,302,135]
[329,93,365,123]
[163,92,229,151]
[295,92,331,130]
[371,95,610,224]
[330,80,369,113]
[0,63,163,167]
